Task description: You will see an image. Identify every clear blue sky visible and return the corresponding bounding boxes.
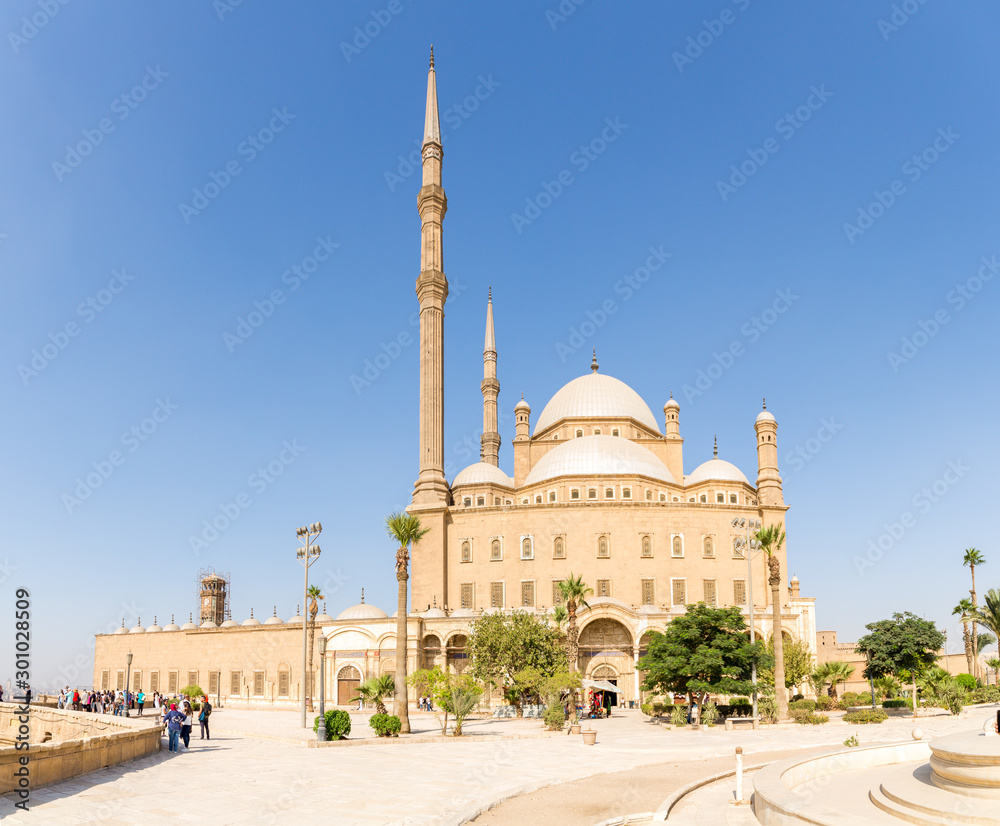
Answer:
[1,1,997,689]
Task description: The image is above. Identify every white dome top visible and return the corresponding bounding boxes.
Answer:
[316,611,334,624]
[129,624,146,634]
[756,410,775,423]
[664,397,679,410]
[240,616,260,627]
[114,623,129,635]
[515,397,530,412]
[337,602,388,621]
[685,458,749,485]
[422,607,446,618]
[449,607,476,618]
[524,435,675,486]
[163,619,181,632]
[452,462,513,488]
[534,372,660,434]
[146,623,162,633]
[200,620,219,629]
[220,619,239,628]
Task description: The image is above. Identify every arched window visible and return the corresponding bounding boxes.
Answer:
[622,487,631,499]
[716,492,725,504]
[535,494,542,504]
[576,429,583,437]
[672,536,683,557]
[477,496,485,506]
[521,537,533,560]
[463,497,472,507]
[594,429,601,435]
[461,541,472,563]
[605,487,614,499]
[571,489,580,500]
[612,428,619,437]
[730,493,738,504]
[549,491,556,502]
[699,494,707,503]
[491,539,502,561]
[703,536,714,558]
[645,489,653,501]
[494,497,500,505]
[641,536,652,558]
[598,536,609,558]
[553,537,565,558]
[588,488,597,499]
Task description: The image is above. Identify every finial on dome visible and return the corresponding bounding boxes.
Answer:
[670,391,674,399]
[272,606,277,617]
[121,619,125,628]
[591,349,599,372]
[361,588,365,604]
[762,397,767,410]
[433,596,438,607]
[153,616,157,624]
[713,435,718,459]
[171,614,174,624]
[488,285,492,301]
[138,617,141,625]
[429,45,434,69]
[189,613,193,622]
[249,608,253,619]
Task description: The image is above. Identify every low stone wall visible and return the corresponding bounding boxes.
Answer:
[0,703,160,794]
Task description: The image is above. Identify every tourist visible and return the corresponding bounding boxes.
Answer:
[72,688,80,711]
[163,703,184,753]
[180,701,193,750]
[199,696,212,740]
[137,689,145,716]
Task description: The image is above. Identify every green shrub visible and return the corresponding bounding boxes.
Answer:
[670,705,687,726]
[179,684,204,701]
[815,695,836,711]
[790,694,805,702]
[369,713,401,737]
[702,702,719,727]
[731,697,751,707]
[882,699,911,709]
[791,709,829,725]
[955,673,976,692]
[544,704,566,731]
[640,703,654,717]
[843,709,887,724]
[970,686,1000,704]
[652,702,665,716]
[313,709,352,740]
[788,699,816,712]
[758,695,778,724]
[844,734,859,748]
[190,702,201,712]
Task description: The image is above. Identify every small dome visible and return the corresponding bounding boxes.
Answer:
[315,603,335,623]
[524,435,675,486]
[201,619,219,629]
[338,601,388,621]
[534,371,660,435]
[449,607,475,618]
[129,625,145,634]
[147,617,163,633]
[288,607,303,624]
[263,607,284,625]
[220,619,239,628]
[756,410,775,423]
[241,612,261,627]
[180,620,198,630]
[422,607,446,619]
[790,575,800,583]
[638,603,660,614]
[114,621,129,635]
[452,462,514,488]
[685,458,749,485]
[515,397,530,412]
[664,397,679,410]
[163,617,181,632]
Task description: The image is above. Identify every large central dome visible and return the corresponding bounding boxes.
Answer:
[524,435,675,486]
[533,372,660,435]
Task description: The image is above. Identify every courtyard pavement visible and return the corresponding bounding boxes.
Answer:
[0,706,993,825]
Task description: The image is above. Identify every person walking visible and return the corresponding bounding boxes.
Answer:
[163,703,184,753]
[198,696,212,740]
[137,690,145,716]
[180,701,193,750]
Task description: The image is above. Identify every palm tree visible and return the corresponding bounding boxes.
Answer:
[820,661,855,699]
[963,548,985,679]
[552,605,568,633]
[952,598,975,676]
[809,667,829,699]
[874,674,901,700]
[557,573,592,723]
[987,657,1000,686]
[385,512,429,734]
[306,584,324,711]
[353,674,395,714]
[973,589,1000,649]
[755,524,787,720]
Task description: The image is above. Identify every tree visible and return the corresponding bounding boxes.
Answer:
[637,603,757,707]
[385,511,430,734]
[556,574,592,723]
[874,674,901,700]
[963,548,985,679]
[856,611,945,679]
[353,674,395,715]
[973,589,1000,667]
[552,605,568,633]
[408,666,482,735]
[760,635,813,692]
[306,583,324,711]
[756,523,788,720]
[811,661,855,699]
[466,610,566,700]
[987,657,1000,685]
[953,598,975,676]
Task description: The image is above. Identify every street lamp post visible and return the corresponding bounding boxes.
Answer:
[317,636,327,742]
[732,517,762,721]
[296,522,322,729]
[865,648,876,709]
[124,652,133,717]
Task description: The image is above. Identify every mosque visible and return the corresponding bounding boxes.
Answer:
[93,51,816,709]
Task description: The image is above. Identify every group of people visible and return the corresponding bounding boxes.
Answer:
[57,687,154,715]
[160,694,212,753]
[417,695,435,711]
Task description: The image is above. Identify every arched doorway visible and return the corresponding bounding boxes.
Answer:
[423,635,442,670]
[579,619,633,706]
[591,664,620,708]
[447,634,468,674]
[337,665,361,706]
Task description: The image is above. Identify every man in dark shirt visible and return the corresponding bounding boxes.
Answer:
[163,703,185,753]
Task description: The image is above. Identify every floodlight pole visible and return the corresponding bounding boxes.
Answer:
[296,522,322,729]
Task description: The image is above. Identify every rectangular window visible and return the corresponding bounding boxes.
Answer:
[641,579,655,606]
[150,672,159,693]
[278,671,290,697]
[101,671,110,691]
[168,671,178,694]
[521,580,535,607]
[461,582,474,609]
[253,670,265,696]
[703,579,717,607]
[230,671,242,696]
[571,489,580,500]
[622,487,631,499]
[133,671,142,692]
[552,580,565,605]
[208,671,219,696]
[671,579,686,607]
[490,581,505,608]
[596,579,611,598]
[733,579,747,605]
[116,671,124,691]
[188,671,198,689]
[605,487,614,499]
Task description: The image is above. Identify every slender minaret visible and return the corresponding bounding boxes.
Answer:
[412,46,450,507]
[480,288,500,466]
[754,398,784,507]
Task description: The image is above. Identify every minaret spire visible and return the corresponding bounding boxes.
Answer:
[481,289,500,466]
[413,48,450,507]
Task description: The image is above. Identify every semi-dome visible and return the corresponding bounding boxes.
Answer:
[524,435,675,487]
[452,462,513,488]
[685,458,749,485]
[534,372,660,435]
[337,602,388,621]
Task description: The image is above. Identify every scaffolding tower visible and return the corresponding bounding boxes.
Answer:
[197,568,231,625]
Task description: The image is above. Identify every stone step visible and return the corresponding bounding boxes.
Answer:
[870,763,1000,826]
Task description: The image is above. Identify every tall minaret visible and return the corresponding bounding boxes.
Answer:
[754,398,784,507]
[412,47,450,507]
[480,288,500,466]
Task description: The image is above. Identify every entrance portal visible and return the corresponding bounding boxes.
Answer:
[337,665,361,706]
